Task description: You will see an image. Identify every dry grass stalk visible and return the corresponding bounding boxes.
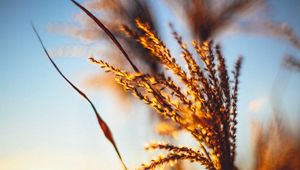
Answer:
[50,0,163,122]
[69,1,245,169]
[252,117,300,170]
[36,1,300,170]
[52,1,300,142]
[283,55,300,71]
[166,0,264,40]
[90,18,243,170]
[50,0,160,74]
[251,54,300,170]
[168,0,300,52]
[32,23,127,170]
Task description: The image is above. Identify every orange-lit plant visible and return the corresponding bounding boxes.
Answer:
[50,0,300,144]
[35,0,244,169]
[252,57,300,170]
[33,0,300,170]
[90,19,242,169]
[252,116,300,170]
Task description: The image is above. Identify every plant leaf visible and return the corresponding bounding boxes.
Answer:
[70,0,139,73]
[32,23,127,170]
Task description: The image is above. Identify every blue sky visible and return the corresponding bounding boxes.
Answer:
[0,0,300,169]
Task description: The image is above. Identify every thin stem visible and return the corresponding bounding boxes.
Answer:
[32,23,127,170]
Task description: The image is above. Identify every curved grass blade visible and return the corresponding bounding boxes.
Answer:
[31,23,127,170]
[70,0,139,73]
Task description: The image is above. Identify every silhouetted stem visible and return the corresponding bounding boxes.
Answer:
[32,23,127,170]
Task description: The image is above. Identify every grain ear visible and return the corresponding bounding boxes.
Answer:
[90,19,244,169]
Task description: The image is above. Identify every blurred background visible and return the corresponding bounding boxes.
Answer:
[0,0,299,169]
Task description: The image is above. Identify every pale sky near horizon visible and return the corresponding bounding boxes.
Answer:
[1,0,300,169]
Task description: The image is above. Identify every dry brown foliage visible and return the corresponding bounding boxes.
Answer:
[49,0,160,73]
[283,55,300,71]
[166,0,263,40]
[90,19,243,169]
[37,1,300,169]
[168,0,300,51]
[252,117,300,170]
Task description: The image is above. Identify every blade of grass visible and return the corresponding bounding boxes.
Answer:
[31,23,127,170]
[70,0,139,73]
